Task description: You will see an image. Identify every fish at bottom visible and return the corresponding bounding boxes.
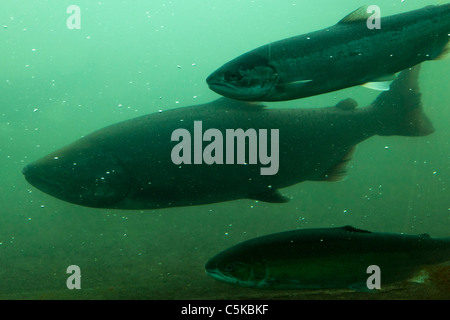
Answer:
[205,226,450,291]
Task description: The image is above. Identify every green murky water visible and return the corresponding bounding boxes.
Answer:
[0,0,448,299]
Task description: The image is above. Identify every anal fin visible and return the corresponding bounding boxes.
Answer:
[434,40,450,60]
[321,146,356,182]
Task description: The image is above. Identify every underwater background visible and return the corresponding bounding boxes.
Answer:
[0,0,448,299]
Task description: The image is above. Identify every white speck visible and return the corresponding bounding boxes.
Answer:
[384,146,389,149]
[53,156,59,160]
[31,48,36,52]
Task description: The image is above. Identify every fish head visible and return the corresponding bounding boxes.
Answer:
[22,141,131,208]
[206,53,278,101]
[205,249,266,287]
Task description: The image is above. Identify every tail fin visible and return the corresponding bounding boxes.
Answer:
[371,65,434,137]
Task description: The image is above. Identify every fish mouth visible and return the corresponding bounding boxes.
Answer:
[206,79,238,94]
[23,165,65,195]
[206,81,267,101]
[205,268,238,285]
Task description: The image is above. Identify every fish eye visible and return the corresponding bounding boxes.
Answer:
[225,71,243,82]
[223,263,236,272]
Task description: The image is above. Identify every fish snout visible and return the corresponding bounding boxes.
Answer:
[22,164,30,176]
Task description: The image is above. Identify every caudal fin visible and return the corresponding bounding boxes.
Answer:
[371,65,434,137]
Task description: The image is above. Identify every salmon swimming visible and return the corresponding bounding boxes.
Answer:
[205,226,450,290]
[22,66,433,210]
[206,4,450,101]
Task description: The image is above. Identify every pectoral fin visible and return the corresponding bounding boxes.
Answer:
[275,80,313,91]
[248,189,290,203]
[361,74,398,91]
[362,81,393,91]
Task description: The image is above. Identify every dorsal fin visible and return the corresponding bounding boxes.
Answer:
[341,225,372,234]
[336,98,358,110]
[320,146,356,181]
[338,5,371,24]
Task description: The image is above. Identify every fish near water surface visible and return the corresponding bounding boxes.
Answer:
[205,226,450,290]
[22,66,433,210]
[206,4,450,101]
